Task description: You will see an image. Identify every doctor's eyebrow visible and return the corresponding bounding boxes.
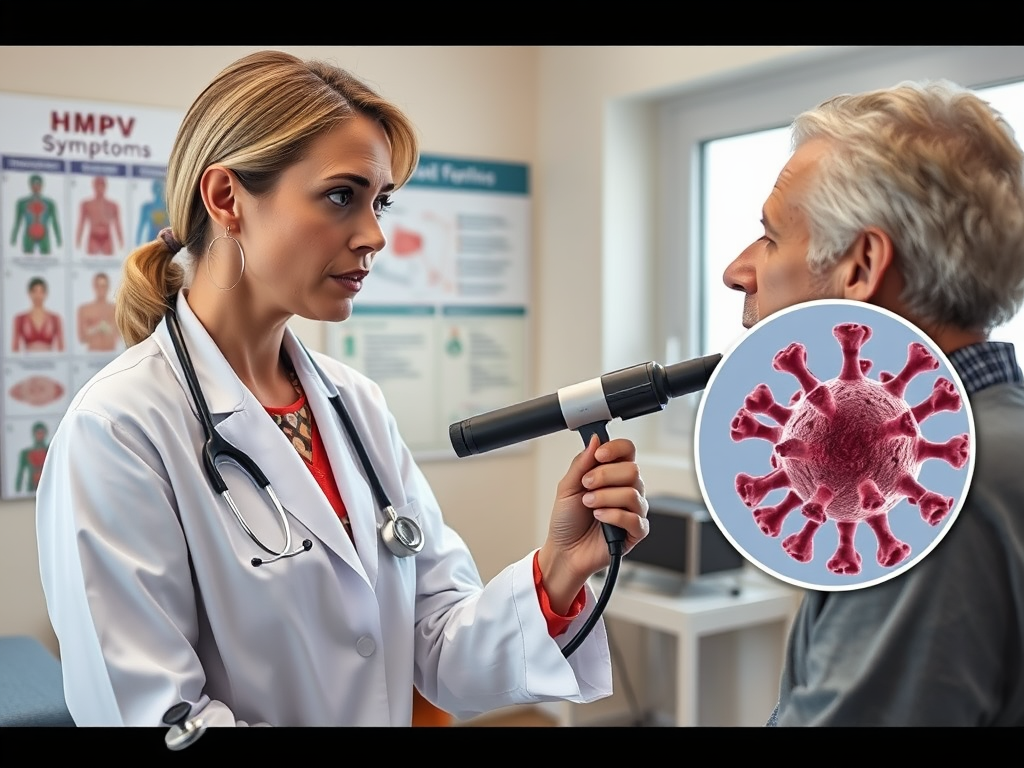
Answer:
[324,173,395,194]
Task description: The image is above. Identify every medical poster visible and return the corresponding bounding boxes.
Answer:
[0,91,181,499]
[326,154,531,458]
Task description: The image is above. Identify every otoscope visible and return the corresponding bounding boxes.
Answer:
[449,353,722,657]
[162,353,722,747]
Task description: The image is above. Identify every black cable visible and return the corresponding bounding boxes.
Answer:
[561,553,621,658]
[560,421,629,659]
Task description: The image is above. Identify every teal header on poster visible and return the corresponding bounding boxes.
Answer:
[408,154,529,195]
[442,306,527,317]
[352,305,437,316]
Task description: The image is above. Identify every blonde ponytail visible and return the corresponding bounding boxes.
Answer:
[115,240,186,347]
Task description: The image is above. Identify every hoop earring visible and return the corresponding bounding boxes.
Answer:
[206,226,245,291]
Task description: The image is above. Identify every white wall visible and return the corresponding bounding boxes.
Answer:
[0,46,815,664]
[530,46,820,548]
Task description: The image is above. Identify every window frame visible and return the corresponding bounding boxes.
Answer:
[651,44,1024,458]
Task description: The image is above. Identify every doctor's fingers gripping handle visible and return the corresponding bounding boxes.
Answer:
[577,421,627,557]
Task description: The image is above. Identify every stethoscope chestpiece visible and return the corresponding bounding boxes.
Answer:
[163,701,207,751]
[380,505,424,558]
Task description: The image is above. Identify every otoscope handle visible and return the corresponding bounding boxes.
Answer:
[577,421,627,556]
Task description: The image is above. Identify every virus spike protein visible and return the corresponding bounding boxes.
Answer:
[729,322,968,576]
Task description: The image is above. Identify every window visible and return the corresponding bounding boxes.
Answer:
[653,46,1024,453]
[701,77,1024,359]
[701,125,791,357]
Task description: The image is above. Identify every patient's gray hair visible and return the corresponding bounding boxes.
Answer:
[792,79,1024,332]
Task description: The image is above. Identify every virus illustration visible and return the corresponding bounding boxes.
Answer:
[730,322,970,576]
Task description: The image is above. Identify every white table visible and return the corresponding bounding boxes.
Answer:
[560,566,802,727]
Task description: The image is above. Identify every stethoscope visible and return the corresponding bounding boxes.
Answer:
[162,303,426,747]
[164,305,425,567]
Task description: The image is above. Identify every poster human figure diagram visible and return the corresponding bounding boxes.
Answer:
[2,163,170,499]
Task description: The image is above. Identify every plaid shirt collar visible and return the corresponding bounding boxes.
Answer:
[946,341,1023,397]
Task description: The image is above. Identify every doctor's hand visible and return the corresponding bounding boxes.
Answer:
[536,434,648,614]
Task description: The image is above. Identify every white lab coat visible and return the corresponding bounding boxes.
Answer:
[36,291,612,727]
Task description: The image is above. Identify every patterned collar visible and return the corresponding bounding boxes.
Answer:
[946,341,1023,397]
[265,356,315,464]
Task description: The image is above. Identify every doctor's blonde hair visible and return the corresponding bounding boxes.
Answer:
[116,50,420,346]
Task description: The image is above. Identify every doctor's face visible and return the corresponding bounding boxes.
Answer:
[721,138,841,329]
[234,114,394,324]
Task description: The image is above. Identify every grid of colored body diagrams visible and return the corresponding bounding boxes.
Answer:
[0,91,181,499]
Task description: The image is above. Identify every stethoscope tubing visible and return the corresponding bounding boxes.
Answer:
[163,305,423,565]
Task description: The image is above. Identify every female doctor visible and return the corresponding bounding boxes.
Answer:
[34,50,650,728]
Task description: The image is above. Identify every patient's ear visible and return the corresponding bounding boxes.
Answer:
[839,227,895,302]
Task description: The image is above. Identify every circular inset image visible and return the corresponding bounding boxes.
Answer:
[695,299,976,591]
